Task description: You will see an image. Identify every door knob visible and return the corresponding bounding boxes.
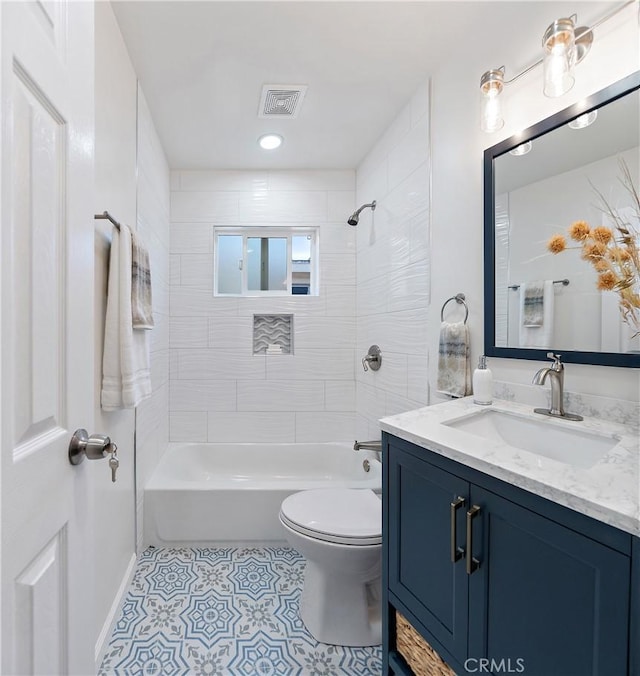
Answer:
[68,429,113,465]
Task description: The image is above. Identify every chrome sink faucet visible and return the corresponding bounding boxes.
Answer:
[532,353,583,421]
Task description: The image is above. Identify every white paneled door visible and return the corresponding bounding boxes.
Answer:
[1,1,95,674]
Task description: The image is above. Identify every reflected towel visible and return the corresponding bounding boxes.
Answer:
[131,230,154,329]
[437,321,471,398]
[522,281,544,327]
[519,280,554,348]
[101,225,152,410]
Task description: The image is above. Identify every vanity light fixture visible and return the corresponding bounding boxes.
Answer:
[479,0,633,131]
[568,109,598,129]
[509,141,532,156]
[258,133,283,150]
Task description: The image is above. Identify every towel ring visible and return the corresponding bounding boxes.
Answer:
[441,293,469,323]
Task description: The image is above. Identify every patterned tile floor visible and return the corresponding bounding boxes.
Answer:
[99,546,382,675]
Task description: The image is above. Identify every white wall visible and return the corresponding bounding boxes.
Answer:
[169,170,356,443]
[429,2,640,422]
[355,81,431,439]
[134,88,171,551]
[93,1,137,659]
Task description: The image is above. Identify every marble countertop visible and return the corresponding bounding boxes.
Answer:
[380,398,640,537]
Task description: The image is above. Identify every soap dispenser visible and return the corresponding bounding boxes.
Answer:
[473,355,493,405]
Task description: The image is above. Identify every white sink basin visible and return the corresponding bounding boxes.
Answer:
[444,409,619,469]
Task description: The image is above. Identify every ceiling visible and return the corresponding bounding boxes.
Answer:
[112,1,618,170]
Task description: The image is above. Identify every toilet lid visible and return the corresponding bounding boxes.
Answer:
[280,489,381,546]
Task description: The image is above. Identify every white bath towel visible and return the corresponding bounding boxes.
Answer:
[131,230,154,329]
[519,280,554,348]
[437,321,471,398]
[101,224,152,410]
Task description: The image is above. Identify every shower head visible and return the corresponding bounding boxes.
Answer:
[347,200,376,226]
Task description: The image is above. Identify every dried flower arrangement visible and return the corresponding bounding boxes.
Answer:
[546,159,640,337]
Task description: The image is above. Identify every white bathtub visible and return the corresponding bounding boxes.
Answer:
[144,442,382,545]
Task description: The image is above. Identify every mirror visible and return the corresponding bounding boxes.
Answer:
[484,71,640,367]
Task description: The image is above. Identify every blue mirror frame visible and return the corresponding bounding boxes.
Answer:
[483,71,640,368]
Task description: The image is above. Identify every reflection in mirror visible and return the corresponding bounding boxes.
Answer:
[485,72,640,367]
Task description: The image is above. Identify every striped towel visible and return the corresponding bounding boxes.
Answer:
[437,321,471,398]
[522,281,544,327]
[131,230,154,330]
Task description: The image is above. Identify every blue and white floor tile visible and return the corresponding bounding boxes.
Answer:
[99,546,382,675]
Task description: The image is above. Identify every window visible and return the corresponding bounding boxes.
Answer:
[214,227,318,296]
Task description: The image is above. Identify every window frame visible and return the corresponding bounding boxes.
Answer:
[213,226,319,297]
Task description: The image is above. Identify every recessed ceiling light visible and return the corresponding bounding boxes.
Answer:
[258,133,283,150]
[568,110,598,129]
[509,141,532,156]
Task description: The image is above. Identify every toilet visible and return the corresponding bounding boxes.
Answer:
[279,488,382,647]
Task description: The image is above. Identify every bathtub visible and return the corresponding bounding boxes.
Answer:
[144,442,382,545]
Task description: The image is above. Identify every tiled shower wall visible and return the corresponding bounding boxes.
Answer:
[355,81,431,439]
[169,170,356,443]
[135,87,171,550]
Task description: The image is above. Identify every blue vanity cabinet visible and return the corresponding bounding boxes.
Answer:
[383,433,633,676]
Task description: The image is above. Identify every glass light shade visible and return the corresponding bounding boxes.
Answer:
[543,18,576,98]
[509,141,532,156]
[480,70,505,133]
[568,110,598,129]
[258,133,283,150]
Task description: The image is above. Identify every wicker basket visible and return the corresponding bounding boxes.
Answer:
[395,612,456,676]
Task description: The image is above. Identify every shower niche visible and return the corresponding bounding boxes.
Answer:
[253,314,293,355]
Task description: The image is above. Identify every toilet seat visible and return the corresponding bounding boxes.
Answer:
[279,488,382,546]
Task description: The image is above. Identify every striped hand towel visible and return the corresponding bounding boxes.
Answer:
[131,230,154,330]
[437,321,471,398]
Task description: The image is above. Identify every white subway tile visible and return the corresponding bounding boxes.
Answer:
[318,223,356,254]
[357,101,411,181]
[410,80,430,127]
[388,259,430,312]
[327,191,355,223]
[294,412,356,442]
[177,350,266,380]
[388,117,429,191]
[320,254,356,286]
[357,350,407,398]
[356,382,387,426]
[207,412,295,443]
[170,412,207,442]
[170,223,213,254]
[170,351,179,379]
[170,317,208,348]
[179,170,268,192]
[170,380,236,411]
[266,349,354,381]
[180,254,214,289]
[325,381,356,411]
[237,295,326,318]
[170,254,181,285]
[171,192,239,222]
[237,380,324,411]
[209,316,253,350]
[325,285,356,317]
[357,274,390,317]
[268,170,355,192]
[385,393,426,417]
[238,191,327,223]
[171,288,238,317]
[294,316,356,349]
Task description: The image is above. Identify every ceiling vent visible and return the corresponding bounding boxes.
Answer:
[258,85,308,119]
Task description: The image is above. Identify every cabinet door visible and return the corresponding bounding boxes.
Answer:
[467,486,630,676]
[388,447,469,659]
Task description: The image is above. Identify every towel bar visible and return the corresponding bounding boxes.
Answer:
[441,293,469,323]
[508,279,569,290]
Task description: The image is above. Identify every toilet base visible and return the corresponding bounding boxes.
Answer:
[300,560,381,647]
